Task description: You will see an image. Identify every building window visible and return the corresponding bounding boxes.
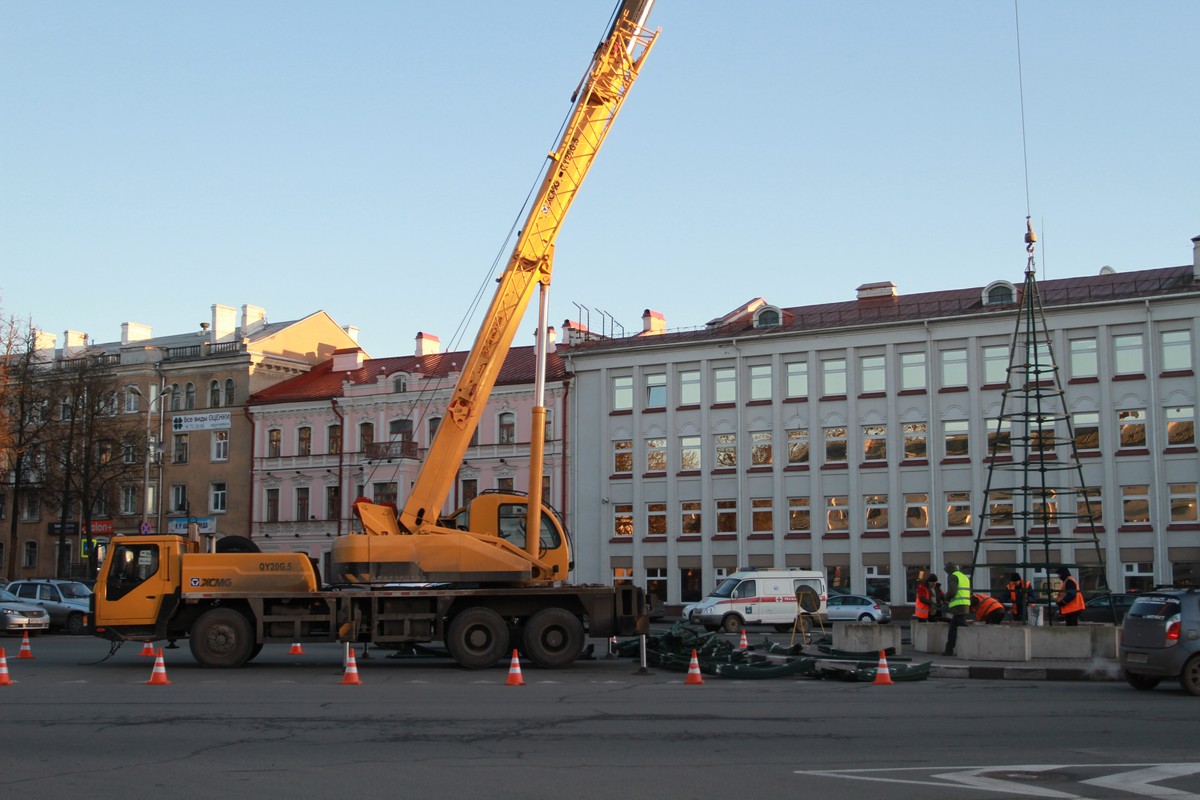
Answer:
[429,416,442,443]
[825,496,849,532]
[902,422,927,460]
[184,382,196,410]
[713,367,737,404]
[716,499,737,534]
[1118,409,1147,448]
[822,358,846,396]
[0,493,5,520]
[1069,338,1098,379]
[983,345,1009,385]
[645,373,666,408]
[714,433,737,467]
[905,493,929,530]
[646,502,667,536]
[943,419,969,458]
[460,479,477,505]
[120,486,137,516]
[613,504,633,537]
[751,498,773,534]
[390,419,414,441]
[900,352,926,391]
[498,412,516,444]
[296,487,310,521]
[1029,415,1055,453]
[1124,562,1155,593]
[209,380,222,408]
[210,482,228,514]
[645,437,667,472]
[327,424,342,454]
[680,501,702,535]
[19,494,39,521]
[613,439,633,474]
[1024,341,1053,383]
[1166,406,1195,446]
[1113,333,1144,375]
[373,482,398,506]
[787,497,811,534]
[679,370,700,406]
[750,431,772,466]
[1073,411,1100,453]
[359,422,374,449]
[122,438,137,464]
[297,426,312,456]
[785,361,808,399]
[1032,489,1058,527]
[496,477,513,493]
[786,429,809,465]
[749,364,772,401]
[987,490,1014,527]
[824,426,847,463]
[1077,487,1102,526]
[864,494,889,531]
[1170,483,1198,523]
[612,375,633,411]
[267,429,282,458]
[946,491,971,528]
[173,434,189,464]
[22,541,37,569]
[862,424,887,462]
[987,419,1011,455]
[392,375,407,393]
[1122,484,1150,525]
[940,348,968,387]
[124,386,140,413]
[170,383,182,411]
[859,355,885,393]
[170,484,187,513]
[679,435,701,471]
[646,568,668,610]
[224,379,236,406]
[265,488,279,523]
[1161,330,1192,372]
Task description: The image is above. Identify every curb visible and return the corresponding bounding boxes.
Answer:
[930,662,1122,681]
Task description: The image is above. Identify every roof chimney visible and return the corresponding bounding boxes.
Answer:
[121,322,153,345]
[332,348,365,372]
[62,330,88,358]
[33,331,57,363]
[241,304,266,335]
[211,304,236,342]
[641,309,665,335]
[415,331,440,356]
[342,325,359,343]
[1192,234,1199,282]
[856,281,898,300]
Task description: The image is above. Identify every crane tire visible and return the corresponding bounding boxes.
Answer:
[446,607,509,670]
[521,608,584,669]
[189,608,255,668]
[215,535,260,554]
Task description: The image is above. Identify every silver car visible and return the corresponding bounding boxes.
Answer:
[6,580,91,634]
[826,593,892,623]
[0,588,51,634]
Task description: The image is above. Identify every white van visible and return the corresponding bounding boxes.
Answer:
[688,569,827,633]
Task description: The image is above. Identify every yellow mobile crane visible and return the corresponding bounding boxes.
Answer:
[90,2,657,670]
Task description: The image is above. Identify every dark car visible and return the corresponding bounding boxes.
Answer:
[1078,593,1138,623]
[1119,588,1200,695]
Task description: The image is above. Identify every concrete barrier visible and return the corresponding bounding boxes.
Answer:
[911,621,949,653]
[833,622,903,654]
[1029,626,1093,659]
[957,625,1031,662]
[1088,624,1121,659]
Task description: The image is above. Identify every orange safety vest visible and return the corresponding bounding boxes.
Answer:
[914,583,932,620]
[1058,577,1085,614]
[973,594,1005,622]
[1006,580,1031,612]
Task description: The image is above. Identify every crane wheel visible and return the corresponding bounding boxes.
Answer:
[215,535,260,554]
[189,608,254,668]
[521,608,584,669]
[446,607,509,669]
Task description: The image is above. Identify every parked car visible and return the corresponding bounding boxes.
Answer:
[1077,593,1137,623]
[1119,588,1200,695]
[5,579,91,634]
[0,588,51,635]
[826,593,892,623]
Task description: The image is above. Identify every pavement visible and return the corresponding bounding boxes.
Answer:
[925,653,1123,681]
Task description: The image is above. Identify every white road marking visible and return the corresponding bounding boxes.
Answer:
[1082,764,1200,798]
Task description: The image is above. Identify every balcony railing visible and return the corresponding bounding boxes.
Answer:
[364,440,419,461]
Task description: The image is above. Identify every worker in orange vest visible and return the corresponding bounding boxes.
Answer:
[971,593,1006,625]
[1005,572,1032,621]
[914,573,936,621]
[1056,566,1085,626]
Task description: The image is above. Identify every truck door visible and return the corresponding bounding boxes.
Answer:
[733,579,758,623]
[96,540,173,627]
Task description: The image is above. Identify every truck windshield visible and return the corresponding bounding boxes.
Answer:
[709,578,739,598]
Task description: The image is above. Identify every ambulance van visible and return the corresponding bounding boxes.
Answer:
[689,569,827,633]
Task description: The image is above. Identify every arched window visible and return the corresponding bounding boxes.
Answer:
[224,378,235,406]
[428,417,441,443]
[209,380,221,408]
[498,412,516,445]
[983,281,1016,306]
[393,376,407,393]
[754,307,782,328]
[184,382,196,410]
[327,423,342,455]
[297,426,312,457]
[170,384,182,411]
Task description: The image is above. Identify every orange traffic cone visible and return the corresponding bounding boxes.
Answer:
[0,648,12,686]
[146,648,172,685]
[506,649,525,686]
[17,632,35,660]
[684,649,705,685]
[139,641,156,657]
[872,649,894,686]
[289,642,304,655]
[340,648,362,685]
[738,629,749,650]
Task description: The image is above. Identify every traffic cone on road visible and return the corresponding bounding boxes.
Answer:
[17,632,35,660]
[139,641,156,657]
[684,649,705,685]
[289,642,304,655]
[738,629,749,650]
[340,649,362,685]
[506,650,526,686]
[146,648,172,686]
[0,648,13,686]
[872,649,894,686]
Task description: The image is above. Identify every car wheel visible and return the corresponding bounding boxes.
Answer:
[65,612,86,635]
[1123,670,1161,691]
[857,613,875,622]
[1180,655,1200,697]
[721,614,743,634]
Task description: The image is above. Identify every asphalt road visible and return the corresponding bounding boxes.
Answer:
[2,635,1197,800]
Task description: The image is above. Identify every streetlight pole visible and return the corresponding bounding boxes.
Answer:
[130,382,163,533]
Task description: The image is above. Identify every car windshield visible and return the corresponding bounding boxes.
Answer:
[1127,595,1181,620]
[709,578,739,598]
[57,582,92,599]
[0,589,21,603]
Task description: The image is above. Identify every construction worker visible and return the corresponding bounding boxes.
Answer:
[913,573,935,622]
[943,563,971,656]
[1006,572,1032,621]
[1056,566,1085,626]
[971,593,1006,625]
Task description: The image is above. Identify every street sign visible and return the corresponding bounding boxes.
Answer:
[171,412,232,432]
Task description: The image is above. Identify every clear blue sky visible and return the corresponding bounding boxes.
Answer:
[3,1,1197,358]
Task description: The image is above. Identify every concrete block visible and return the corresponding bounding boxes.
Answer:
[911,621,948,653]
[832,622,903,654]
[957,625,1031,662]
[1029,626,1092,658]
[1088,625,1121,659]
